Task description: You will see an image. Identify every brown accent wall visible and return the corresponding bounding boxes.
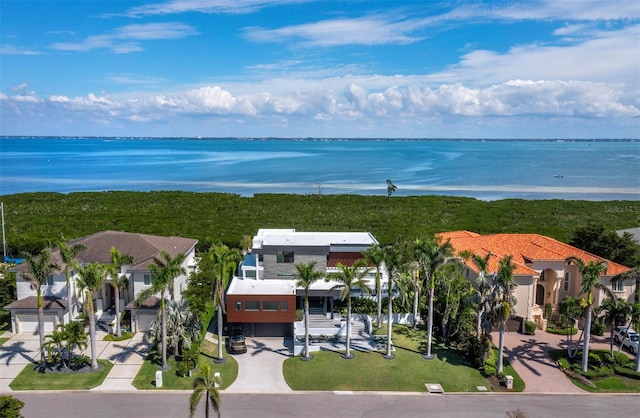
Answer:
[227,294,296,323]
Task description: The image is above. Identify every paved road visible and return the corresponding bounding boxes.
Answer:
[10,392,640,418]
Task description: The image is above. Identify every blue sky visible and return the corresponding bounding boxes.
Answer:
[1,0,639,138]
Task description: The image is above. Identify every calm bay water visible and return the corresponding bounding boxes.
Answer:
[0,137,638,200]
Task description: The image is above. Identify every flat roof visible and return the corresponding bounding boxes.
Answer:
[228,277,296,295]
[253,229,378,249]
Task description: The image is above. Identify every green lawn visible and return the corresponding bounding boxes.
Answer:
[9,360,113,390]
[549,349,640,393]
[132,340,238,390]
[284,325,510,392]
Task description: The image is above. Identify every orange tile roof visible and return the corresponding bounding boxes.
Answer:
[437,231,630,277]
[327,252,369,268]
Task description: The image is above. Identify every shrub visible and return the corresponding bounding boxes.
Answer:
[71,354,90,370]
[482,364,496,377]
[544,303,553,320]
[524,320,536,335]
[0,395,25,418]
[350,297,377,315]
[546,326,578,335]
[614,365,640,380]
[590,321,605,336]
[295,309,303,321]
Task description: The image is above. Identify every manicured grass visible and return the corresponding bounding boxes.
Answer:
[132,340,238,390]
[0,337,9,347]
[284,325,496,392]
[9,360,113,390]
[104,332,134,341]
[549,349,640,393]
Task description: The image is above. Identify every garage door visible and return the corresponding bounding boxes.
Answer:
[137,313,158,332]
[18,314,56,334]
[253,322,292,337]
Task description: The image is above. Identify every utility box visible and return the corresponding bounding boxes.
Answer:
[505,375,513,390]
[155,370,163,388]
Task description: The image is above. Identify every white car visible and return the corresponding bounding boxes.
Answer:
[613,326,639,354]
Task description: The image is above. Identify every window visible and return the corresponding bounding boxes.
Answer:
[539,271,545,282]
[612,279,624,292]
[564,272,570,291]
[46,275,54,285]
[262,301,278,311]
[235,301,242,311]
[245,301,259,311]
[280,301,288,311]
[143,274,151,286]
[276,250,294,263]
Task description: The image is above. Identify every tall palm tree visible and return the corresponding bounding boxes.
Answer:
[326,260,371,359]
[57,237,86,318]
[566,256,608,372]
[362,244,385,328]
[75,262,106,370]
[105,247,134,337]
[208,244,241,363]
[189,362,221,418]
[295,261,324,360]
[469,253,493,338]
[381,243,405,360]
[558,296,583,358]
[136,251,187,370]
[21,247,59,368]
[414,237,453,359]
[491,255,517,375]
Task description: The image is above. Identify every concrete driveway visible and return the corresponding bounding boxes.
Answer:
[0,333,41,391]
[225,337,293,393]
[494,329,617,393]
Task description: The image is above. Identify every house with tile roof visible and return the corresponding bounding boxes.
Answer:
[5,231,197,334]
[437,231,633,328]
[226,229,382,337]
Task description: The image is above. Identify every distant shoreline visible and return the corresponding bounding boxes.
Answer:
[1,136,638,142]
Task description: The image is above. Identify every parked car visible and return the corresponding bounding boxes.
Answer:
[613,325,639,354]
[229,325,247,354]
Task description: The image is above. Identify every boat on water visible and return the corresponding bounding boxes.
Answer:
[553,174,564,178]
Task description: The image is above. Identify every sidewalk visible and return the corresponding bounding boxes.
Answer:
[0,331,150,392]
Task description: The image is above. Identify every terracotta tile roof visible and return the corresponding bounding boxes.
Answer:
[437,231,630,276]
[13,230,197,274]
[4,296,67,311]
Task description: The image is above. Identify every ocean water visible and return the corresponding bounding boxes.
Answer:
[0,137,638,200]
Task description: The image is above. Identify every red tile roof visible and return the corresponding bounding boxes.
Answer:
[327,252,370,268]
[437,231,630,276]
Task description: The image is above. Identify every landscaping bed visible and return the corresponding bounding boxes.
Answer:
[10,360,113,390]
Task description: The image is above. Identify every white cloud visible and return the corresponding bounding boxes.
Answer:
[494,0,640,21]
[49,22,198,54]
[123,0,309,17]
[244,15,420,46]
[0,45,41,55]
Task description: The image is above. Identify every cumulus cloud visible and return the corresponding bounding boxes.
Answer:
[50,22,198,53]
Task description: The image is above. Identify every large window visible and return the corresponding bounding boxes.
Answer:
[564,272,570,291]
[143,274,152,286]
[262,301,278,311]
[245,301,260,311]
[276,250,294,263]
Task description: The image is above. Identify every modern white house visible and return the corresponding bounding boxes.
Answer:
[5,230,197,334]
[226,228,383,337]
[438,230,633,329]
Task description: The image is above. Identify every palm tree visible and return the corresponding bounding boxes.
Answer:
[208,244,241,363]
[558,296,583,358]
[381,243,405,360]
[21,247,59,368]
[75,262,106,370]
[597,295,630,357]
[295,261,324,360]
[64,320,88,367]
[362,244,385,328]
[189,362,221,418]
[469,253,493,338]
[566,256,608,372]
[386,179,397,198]
[326,260,371,359]
[57,237,86,318]
[105,247,134,337]
[491,255,517,375]
[136,251,187,370]
[42,326,66,368]
[414,237,453,359]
